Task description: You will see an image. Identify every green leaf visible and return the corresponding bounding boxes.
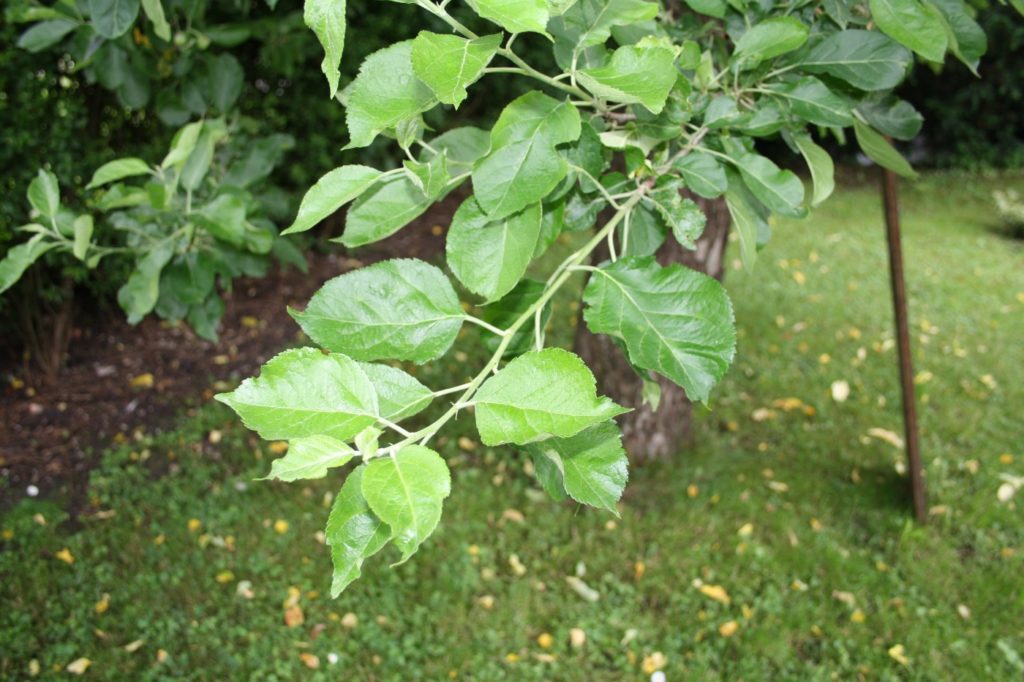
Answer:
[474,348,628,446]
[525,422,628,514]
[411,32,501,108]
[472,91,581,220]
[89,0,140,39]
[466,0,549,34]
[727,147,806,217]
[194,194,248,246]
[853,118,917,178]
[291,259,464,363]
[117,242,174,324]
[361,445,451,563]
[345,41,437,149]
[928,0,986,73]
[205,54,244,112]
[856,96,923,140]
[28,169,60,219]
[682,0,726,18]
[283,165,382,235]
[0,236,58,295]
[550,0,659,53]
[724,169,767,271]
[86,158,151,190]
[326,467,391,596]
[337,174,431,247]
[802,30,912,92]
[161,121,203,168]
[582,257,736,402]
[765,77,853,127]
[403,152,450,200]
[672,151,727,200]
[264,436,355,482]
[577,45,678,114]
[357,362,433,421]
[215,348,379,441]
[644,180,706,248]
[446,198,542,302]
[793,133,835,206]
[479,279,552,358]
[734,17,809,66]
[304,0,346,98]
[72,215,94,261]
[16,19,78,52]
[140,0,170,41]
[619,203,666,257]
[869,0,948,63]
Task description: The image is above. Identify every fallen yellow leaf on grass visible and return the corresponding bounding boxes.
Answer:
[66,658,91,675]
[850,609,866,623]
[187,518,202,533]
[642,652,667,674]
[737,523,753,537]
[867,428,904,449]
[341,612,358,629]
[123,639,145,653]
[699,584,731,605]
[215,570,235,584]
[130,373,154,389]
[888,644,909,666]
[284,604,304,628]
[274,519,289,534]
[569,628,586,648]
[719,620,739,637]
[537,633,553,649]
[94,594,110,614]
[299,652,320,669]
[55,548,74,564]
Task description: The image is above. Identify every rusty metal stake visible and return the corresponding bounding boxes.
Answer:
[880,164,927,523]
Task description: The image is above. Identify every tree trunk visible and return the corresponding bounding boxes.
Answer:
[574,195,731,462]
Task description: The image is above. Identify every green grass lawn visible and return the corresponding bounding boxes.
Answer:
[2,171,1023,680]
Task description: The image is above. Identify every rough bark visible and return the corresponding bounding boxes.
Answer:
[574,195,731,462]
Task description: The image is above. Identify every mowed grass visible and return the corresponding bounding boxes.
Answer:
[2,171,1023,680]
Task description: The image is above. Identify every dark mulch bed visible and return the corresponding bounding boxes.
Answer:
[0,197,457,511]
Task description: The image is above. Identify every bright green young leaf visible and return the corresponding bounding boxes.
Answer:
[86,158,151,190]
[472,91,581,220]
[734,17,809,66]
[577,45,678,114]
[727,148,806,217]
[89,0,141,39]
[673,151,728,199]
[28,169,60,219]
[466,0,549,34]
[345,41,437,149]
[337,174,431,247]
[582,257,736,402]
[264,436,355,482]
[802,30,912,91]
[361,445,452,563]
[283,165,382,235]
[446,198,542,302]
[357,362,433,421]
[72,215,94,261]
[793,133,835,206]
[0,236,59,295]
[403,152,450,200]
[140,0,170,40]
[869,0,948,63]
[525,421,628,514]
[644,180,707,248]
[411,32,501,108]
[326,467,391,596]
[161,121,203,168]
[474,348,628,446]
[304,0,347,98]
[16,19,78,52]
[853,118,918,178]
[765,77,853,127]
[215,348,378,441]
[291,259,464,363]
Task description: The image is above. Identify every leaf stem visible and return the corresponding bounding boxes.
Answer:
[464,315,508,336]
